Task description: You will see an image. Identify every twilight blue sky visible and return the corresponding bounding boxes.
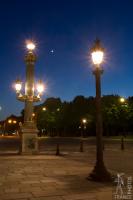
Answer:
[0,0,133,120]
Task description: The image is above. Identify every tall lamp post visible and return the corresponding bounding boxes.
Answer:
[15,41,44,154]
[82,118,87,137]
[80,118,87,152]
[89,39,112,182]
[119,97,127,138]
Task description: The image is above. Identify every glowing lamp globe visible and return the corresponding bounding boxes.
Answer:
[42,107,46,111]
[120,97,125,103]
[8,119,12,124]
[37,81,44,94]
[91,51,104,65]
[91,39,104,66]
[82,119,87,124]
[26,42,36,51]
[32,113,35,117]
[15,80,22,93]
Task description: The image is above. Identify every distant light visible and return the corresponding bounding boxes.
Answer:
[91,51,104,65]
[82,118,87,124]
[26,42,36,51]
[8,119,12,124]
[13,120,17,124]
[32,113,35,117]
[120,97,125,103]
[42,107,46,111]
[57,108,60,111]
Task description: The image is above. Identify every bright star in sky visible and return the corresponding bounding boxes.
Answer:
[50,49,54,54]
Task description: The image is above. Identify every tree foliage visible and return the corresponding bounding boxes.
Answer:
[33,95,133,137]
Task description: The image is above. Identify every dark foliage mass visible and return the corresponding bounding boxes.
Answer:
[1,95,133,137]
[33,95,133,137]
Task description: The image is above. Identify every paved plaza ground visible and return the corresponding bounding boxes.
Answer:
[0,137,133,200]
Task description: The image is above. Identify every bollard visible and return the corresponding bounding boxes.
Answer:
[80,140,84,152]
[56,143,60,156]
[121,137,124,150]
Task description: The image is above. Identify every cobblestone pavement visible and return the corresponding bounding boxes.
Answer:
[0,148,132,200]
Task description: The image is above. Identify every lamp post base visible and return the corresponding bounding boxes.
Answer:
[88,161,112,182]
[20,123,38,155]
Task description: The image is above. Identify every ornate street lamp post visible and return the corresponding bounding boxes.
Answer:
[89,39,112,182]
[15,41,44,154]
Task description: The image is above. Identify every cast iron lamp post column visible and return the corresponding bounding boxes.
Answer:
[88,39,112,182]
[15,42,44,154]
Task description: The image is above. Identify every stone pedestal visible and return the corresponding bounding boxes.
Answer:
[20,122,38,155]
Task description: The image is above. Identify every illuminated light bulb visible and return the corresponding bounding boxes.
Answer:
[8,119,12,124]
[82,119,87,124]
[120,97,125,103]
[32,113,35,117]
[15,80,22,93]
[42,107,46,111]
[26,42,36,51]
[91,51,104,65]
[37,80,44,94]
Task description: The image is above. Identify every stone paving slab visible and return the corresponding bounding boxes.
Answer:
[0,149,132,200]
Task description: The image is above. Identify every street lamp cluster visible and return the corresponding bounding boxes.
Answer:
[14,38,112,181]
[14,41,44,154]
[15,43,44,102]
